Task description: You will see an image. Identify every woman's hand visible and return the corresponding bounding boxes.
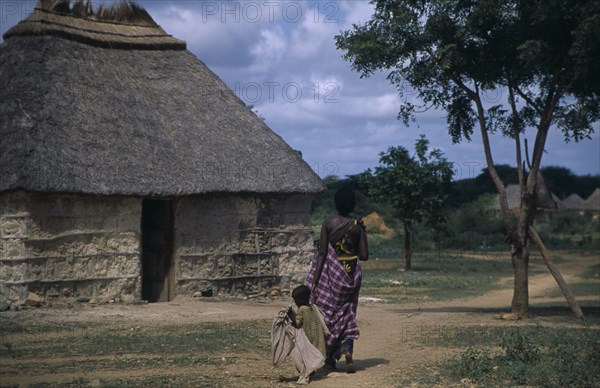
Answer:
[355,214,366,230]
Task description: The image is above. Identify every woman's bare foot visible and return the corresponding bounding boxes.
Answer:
[324,358,336,371]
[344,353,355,374]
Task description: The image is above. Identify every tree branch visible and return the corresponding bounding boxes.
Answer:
[528,226,583,318]
[469,82,518,244]
[514,85,542,115]
[509,83,525,192]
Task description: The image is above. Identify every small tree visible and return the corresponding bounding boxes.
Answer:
[368,135,454,270]
[336,0,599,317]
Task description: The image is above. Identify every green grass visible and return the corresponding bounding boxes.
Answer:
[0,320,272,387]
[1,321,271,358]
[361,252,513,303]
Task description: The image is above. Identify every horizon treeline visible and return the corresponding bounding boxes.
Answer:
[447,165,599,207]
[319,164,598,211]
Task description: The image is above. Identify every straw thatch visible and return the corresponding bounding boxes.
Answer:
[500,184,521,210]
[0,1,324,197]
[583,188,600,211]
[561,193,586,210]
[4,1,185,50]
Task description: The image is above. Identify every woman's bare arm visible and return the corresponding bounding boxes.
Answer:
[358,226,368,261]
[312,219,330,295]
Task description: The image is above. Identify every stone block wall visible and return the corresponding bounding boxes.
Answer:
[0,191,141,303]
[174,194,315,298]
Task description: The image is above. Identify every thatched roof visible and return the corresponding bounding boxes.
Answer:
[0,1,324,196]
[3,1,186,50]
[501,184,521,209]
[562,193,586,210]
[583,188,600,211]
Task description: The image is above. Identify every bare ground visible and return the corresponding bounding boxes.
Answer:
[1,252,598,387]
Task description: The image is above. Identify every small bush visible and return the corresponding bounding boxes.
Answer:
[451,346,493,381]
[500,330,539,364]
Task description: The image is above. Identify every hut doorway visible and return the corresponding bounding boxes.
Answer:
[141,199,174,302]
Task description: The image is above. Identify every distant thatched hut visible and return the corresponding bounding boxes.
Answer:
[492,183,557,221]
[561,193,586,211]
[583,188,600,213]
[0,1,324,304]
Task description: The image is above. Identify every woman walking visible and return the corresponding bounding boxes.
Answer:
[307,187,368,373]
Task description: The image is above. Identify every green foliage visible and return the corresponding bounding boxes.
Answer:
[312,175,598,251]
[453,347,493,381]
[368,135,454,230]
[536,212,600,249]
[446,326,600,387]
[441,193,506,250]
[336,0,600,142]
[500,330,539,364]
[364,135,453,269]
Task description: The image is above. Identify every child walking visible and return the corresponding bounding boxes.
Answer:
[271,285,329,384]
[288,285,328,358]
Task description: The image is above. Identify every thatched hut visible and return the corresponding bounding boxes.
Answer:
[583,188,600,212]
[561,193,586,211]
[0,1,324,304]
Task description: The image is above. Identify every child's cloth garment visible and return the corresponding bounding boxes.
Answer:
[291,304,328,357]
[271,306,326,384]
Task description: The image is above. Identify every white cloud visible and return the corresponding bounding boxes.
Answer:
[248,26,287,71]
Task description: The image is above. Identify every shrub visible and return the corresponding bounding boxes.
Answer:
[452,346,493,381]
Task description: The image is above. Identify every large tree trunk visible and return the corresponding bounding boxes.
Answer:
[403,222,413,271]
[473,92,530,317]
[510,246,530,317]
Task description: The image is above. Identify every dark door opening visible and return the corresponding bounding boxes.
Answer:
[141,199,174,302]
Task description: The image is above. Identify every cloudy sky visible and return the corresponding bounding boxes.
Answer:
[1,0,598,180]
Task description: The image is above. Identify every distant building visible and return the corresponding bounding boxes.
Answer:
[492,184,599,220]
[582,188,600,215]
[562,193,586,211]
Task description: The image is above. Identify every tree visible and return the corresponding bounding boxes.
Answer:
[367,135,454,270]
[336,0,600,317]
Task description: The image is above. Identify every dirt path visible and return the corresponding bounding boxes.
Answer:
[1,253,598,387]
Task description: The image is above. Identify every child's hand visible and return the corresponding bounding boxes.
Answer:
[287,307,297,326]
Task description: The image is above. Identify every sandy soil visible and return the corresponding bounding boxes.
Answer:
[1,252,598,387]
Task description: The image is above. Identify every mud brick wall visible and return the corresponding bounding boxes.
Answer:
[174,194,315,298]
[0,191,141,303]
[0,191,317,303]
